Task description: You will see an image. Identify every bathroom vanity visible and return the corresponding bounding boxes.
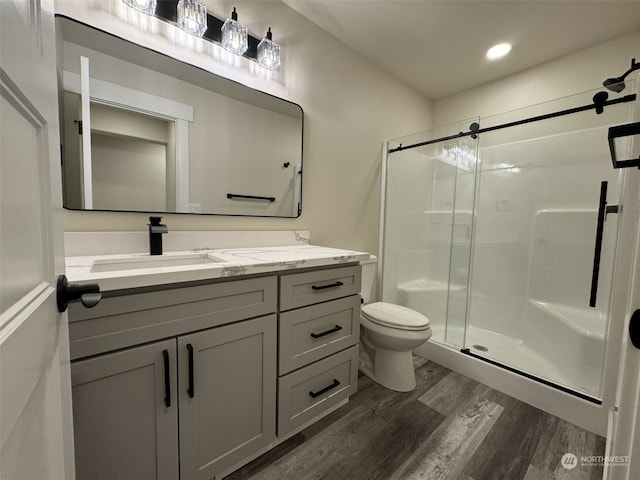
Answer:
[66,245,366,480]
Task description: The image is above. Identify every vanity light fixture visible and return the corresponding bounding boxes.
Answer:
[125,2,282,70]
[221,7,248,56]
[177,0,208,37]
[486,42,512,61]
[257,27,281,70]
[122,0,157,16]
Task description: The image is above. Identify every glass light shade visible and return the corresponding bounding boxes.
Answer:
[122,0,157,15]
[177,0,207,37]
[257,28,280,70]
[221,8,248,55]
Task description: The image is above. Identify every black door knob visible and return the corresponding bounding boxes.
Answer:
[630,309,640,349]
[56,275,102,313]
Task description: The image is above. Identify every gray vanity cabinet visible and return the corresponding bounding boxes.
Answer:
[68,265,363,478]
[71,315,276,480]
[71,339,179,480]
[177,315,277,480]
[277,265,361,437]
[69,276,278,480]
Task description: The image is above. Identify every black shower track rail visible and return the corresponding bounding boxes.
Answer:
[460,348,602,405]
[388,93,637,154]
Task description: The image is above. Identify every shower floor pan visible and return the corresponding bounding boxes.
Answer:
[427,298,605,400]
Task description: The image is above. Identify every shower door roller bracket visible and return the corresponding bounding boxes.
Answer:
[629,309,640,349]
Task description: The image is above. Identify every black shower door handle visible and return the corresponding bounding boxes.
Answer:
[590,181,619,308]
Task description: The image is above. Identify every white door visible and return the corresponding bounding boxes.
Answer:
[608,165,640,479]
[0,0,74,478]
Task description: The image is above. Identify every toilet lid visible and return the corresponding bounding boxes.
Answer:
[361,302,430,331]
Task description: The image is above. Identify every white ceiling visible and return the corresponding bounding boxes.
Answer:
[283,0,640,100]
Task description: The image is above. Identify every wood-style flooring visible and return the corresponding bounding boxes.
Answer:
[225,358,605,480]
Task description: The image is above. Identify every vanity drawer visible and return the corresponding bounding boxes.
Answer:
[279,296,360,375]
[277,345,358,437]
[68,276,277,360]
[279,265,361,311]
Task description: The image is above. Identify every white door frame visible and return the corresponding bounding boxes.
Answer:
[63,69,193,212]
[605,163,640,479]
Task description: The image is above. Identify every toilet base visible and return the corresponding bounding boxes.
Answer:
[359,348,416,392]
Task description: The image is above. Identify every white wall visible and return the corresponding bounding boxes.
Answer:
[55,0,432,256]
[433,29,640,124]
[91,133,167,211]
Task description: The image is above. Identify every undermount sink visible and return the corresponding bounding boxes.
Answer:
[91,253,227,273]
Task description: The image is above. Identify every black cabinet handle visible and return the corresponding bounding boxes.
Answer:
[310,325,343,339]
[311,281,344,291]
[590,181,619,308]
[309,379,340,399]
[162,350,171,408]
[187,344,195,398]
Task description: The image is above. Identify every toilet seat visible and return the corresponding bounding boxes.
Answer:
[361,302,430,331]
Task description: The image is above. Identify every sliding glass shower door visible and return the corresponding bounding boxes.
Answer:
[465,87,634,399]
[382,83,637,399]
[382,119,478,346]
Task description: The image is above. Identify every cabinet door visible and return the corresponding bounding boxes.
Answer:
[178,315,277,480]
[71,340,178,480]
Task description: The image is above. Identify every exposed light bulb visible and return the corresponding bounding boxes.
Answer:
[177,0,208,37]
[257,28,281,70]
[122,0,157,15]
[221,7,248,56]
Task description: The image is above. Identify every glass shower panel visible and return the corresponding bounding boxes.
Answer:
[443,134,477,346]
[383,119,478,346]
[466,86,634,398]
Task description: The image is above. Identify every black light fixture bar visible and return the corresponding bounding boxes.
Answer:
[154,1,259,59]
[608,121,640,169]
[388,93,637,154]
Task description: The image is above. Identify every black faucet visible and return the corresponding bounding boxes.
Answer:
[148,216,168,256]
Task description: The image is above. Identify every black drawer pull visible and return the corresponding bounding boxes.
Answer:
[187,343,195,398]
[311,281,344,291]
[310,325,343,339]
[162,349,171,408]
[309,379,340,398]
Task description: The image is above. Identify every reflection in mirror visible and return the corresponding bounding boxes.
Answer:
[56,16,303,218]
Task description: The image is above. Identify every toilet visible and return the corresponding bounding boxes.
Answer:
[359,256,432,392]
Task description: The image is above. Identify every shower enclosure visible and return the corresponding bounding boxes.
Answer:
[381,85,638,402]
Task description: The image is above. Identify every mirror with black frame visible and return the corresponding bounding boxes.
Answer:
[56,15,303,218]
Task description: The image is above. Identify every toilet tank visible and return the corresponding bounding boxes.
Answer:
[359,255,377,304]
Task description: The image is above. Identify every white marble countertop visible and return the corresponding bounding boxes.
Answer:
[66,245,371,291]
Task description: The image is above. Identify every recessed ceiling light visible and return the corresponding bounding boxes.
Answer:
[486,43,512,61]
